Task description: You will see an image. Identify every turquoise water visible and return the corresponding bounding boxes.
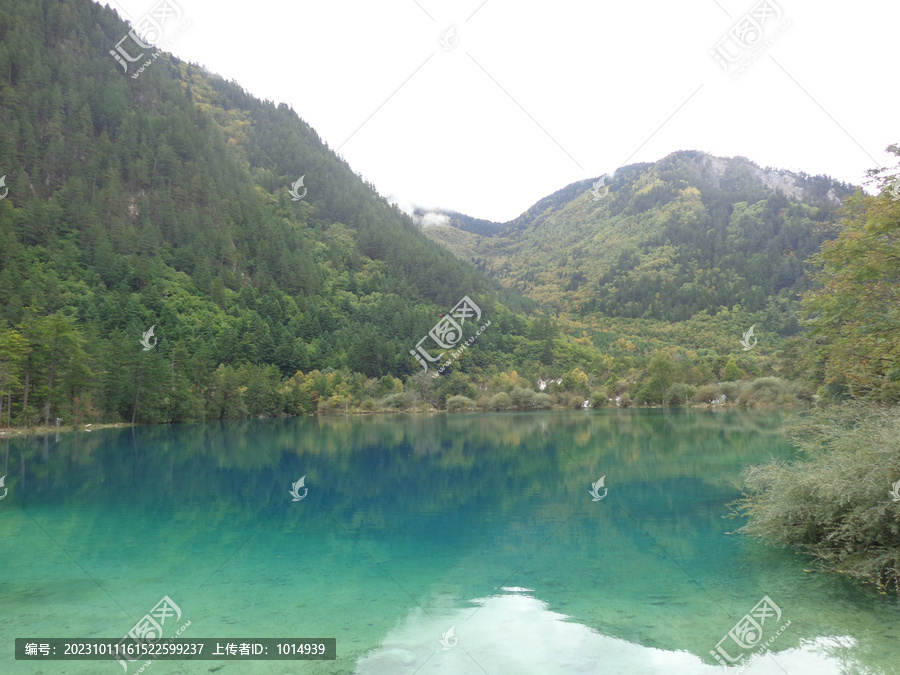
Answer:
[1,409,899,674]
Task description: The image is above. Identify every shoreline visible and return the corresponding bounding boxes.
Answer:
[0,422,135,437]
[0,402,810,436]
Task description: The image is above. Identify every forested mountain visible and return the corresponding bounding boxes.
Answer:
[425,151,854,332]
[0,0,888,428]
[0,0,549,424]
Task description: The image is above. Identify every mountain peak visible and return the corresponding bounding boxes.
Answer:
[660,150,845,206]
[422,149,853,323]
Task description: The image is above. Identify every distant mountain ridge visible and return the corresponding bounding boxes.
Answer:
[421,150,855,329]
[419,151,849,235]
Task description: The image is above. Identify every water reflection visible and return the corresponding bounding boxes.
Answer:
[2,410,898,675]
[0,409,796,510]
[355,586,858,674]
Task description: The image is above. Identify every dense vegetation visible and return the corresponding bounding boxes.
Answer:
[0,0,892,436]
[735,159,900,595]
[800,159,900,402]
[0,0,827,429]
[426,151,852,330]
[735,404,900,596]
[0,0,541,425]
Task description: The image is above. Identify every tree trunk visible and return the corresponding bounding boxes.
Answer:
[44,361,56,427]
[132,383,141,425]
[21,370,30,428]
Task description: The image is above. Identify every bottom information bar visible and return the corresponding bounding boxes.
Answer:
[16,638,336,660]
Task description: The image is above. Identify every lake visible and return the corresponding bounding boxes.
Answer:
[2,409,899,674]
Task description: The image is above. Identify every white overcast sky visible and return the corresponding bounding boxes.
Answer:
[105,0,898,222]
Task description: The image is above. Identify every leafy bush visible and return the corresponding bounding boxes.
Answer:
[489,392,512,411]
[738,377,795,407]
[633,384,658,406]
[378,375,403,395]
[613,380,631,396]
[558,392,586,408]
[533,393,553,409]
[509,387,537,410]
[693,383,722,404]
[733,404,900,596]
[380,392,414,410]
[720,380,746,402]
[434,372,477,407]
[665,383,696,406]
[589,389,609,408]
[787,380,816,403]
[476,394,493,410]
[318,395,349,413]
[446,395,476,412]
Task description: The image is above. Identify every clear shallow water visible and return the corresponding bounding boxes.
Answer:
[1,409,898,674]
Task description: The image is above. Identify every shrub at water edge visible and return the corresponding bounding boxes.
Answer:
[733,403,900,596]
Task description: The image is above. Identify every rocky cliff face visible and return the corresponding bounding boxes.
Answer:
[695,152,842,205]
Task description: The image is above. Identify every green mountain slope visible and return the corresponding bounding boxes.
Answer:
[0,0,856,424]
[0,0,546,424]
[425,151,854,334]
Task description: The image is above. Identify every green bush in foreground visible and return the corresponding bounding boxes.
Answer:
[379,393,414,410]
[665,383,696,406]
[446,395,476,412]
[738,376,793,407]
[693,383,721,404]
[533,393,553,409]
[589,389,610,408]
[732,404,900,596]
[489,392,512,411]
[509,387,536,410]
